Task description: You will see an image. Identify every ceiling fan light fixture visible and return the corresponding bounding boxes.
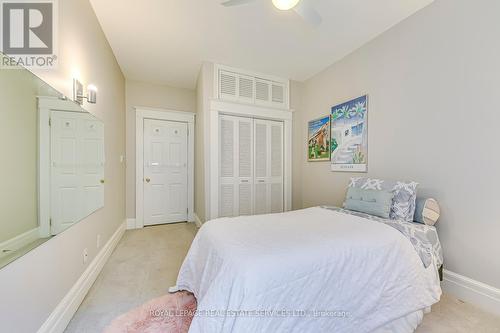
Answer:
[272,0,301,10]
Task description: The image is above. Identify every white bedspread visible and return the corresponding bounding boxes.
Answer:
[175,207,442,333]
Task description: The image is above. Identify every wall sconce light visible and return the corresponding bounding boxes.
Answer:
[73,78,97,105]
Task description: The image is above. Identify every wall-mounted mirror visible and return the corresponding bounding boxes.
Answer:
[0,52,105,269]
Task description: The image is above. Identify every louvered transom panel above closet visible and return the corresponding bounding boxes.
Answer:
[218,115,284,218]
[220,72,237,97]
[271,83,285,104]
[255,80,270,103]
[216,66,289,109]
[239,76,254,100]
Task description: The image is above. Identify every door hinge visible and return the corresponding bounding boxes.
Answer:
[187,208,189,214]
[49,218,52,226]
[48,118,52,126]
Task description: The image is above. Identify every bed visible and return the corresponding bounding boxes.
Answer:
[172,206,443,333]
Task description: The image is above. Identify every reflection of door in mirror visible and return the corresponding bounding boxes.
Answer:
[49,111,104,235]
[38,98,106,240]
[0,53,105,270]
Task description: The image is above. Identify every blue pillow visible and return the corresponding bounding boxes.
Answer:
[348,177,419,222]
[344,187,394,219]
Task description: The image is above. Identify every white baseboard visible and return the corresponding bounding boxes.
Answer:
[442,269,500,316]
[37,221,126,333]
[126,218,137,230]
[193,213,203,228]
[0,227,40,258]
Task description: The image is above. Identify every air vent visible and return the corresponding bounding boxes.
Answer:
[220,71,237,98]
[255,80,270,102]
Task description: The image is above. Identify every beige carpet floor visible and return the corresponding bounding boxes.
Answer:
[65,223,500,333]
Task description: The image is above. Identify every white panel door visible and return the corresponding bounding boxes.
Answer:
[144,119,188,225]
[50,111,104,235]
[253,119,284,215]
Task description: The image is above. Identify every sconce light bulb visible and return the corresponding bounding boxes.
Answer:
[86,84,97,104]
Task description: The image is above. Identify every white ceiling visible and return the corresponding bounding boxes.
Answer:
[90,0,434,89]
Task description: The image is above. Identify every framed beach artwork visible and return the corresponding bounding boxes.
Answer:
[307,115,331,161]
[330,95,368,172]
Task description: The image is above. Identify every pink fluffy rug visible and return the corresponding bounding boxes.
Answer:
[103,291,197,333]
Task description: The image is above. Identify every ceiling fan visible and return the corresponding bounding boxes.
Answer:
[221,0,322,26]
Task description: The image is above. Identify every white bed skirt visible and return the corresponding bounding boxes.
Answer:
[373,307,430,333]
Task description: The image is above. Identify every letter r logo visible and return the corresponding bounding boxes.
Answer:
[2,2,53,54]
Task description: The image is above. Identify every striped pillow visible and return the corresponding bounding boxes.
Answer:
[414,197,440,226]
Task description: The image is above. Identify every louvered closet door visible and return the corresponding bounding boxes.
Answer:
[254,119,268,214]
[237,117,254,215]
[269,121,284,213]
[219,115,254,217]
[253,119,284,215]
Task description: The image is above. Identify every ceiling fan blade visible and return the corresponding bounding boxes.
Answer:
[293,0,322,26]
[221,0,256,6]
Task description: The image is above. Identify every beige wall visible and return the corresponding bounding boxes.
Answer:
[125,80,195,218]
[194,69,206,222]
[0,0,126,331]
[194,62,214,223]
[297,0,500,288]
[0,71,38,243]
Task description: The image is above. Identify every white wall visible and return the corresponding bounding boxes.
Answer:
[297,0,500,289]
[0,0,126,331]
[125,80,195,218]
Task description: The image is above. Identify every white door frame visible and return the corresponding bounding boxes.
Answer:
[209,99,293,220]
[135,107,195,228]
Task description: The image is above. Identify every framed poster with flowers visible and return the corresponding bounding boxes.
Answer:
[307,115,331,161]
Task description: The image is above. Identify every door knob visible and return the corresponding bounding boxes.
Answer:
[100,179,105,184]
[145,177,151,183]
